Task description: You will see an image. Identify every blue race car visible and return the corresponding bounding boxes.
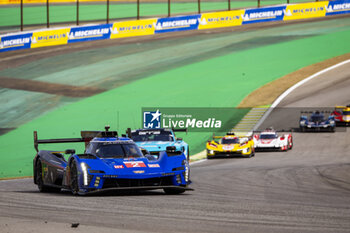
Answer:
[127,128,189,160]
[299,110,335,132]
[33,126,192,195]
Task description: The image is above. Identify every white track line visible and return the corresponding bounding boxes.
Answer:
[254,59,350,130]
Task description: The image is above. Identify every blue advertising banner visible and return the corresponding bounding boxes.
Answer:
[326,0,350,16]
[67,24,112,43]
[154,15,201,33]
[0,33,32,52]
[242,6,286,24]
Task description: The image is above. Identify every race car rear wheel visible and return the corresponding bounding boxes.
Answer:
[288,138,293,150]
[70,160,79,195]
[163,188,186,195]
[36,160,60,193]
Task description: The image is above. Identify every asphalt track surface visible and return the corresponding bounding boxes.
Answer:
[1,66,350,232]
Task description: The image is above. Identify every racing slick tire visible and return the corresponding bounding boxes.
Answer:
[36,160,61,193]
[163,188,186,195]
[288,138,293,150]
[70,160,79,195]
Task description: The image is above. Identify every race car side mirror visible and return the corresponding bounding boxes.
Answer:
[176,137,183,141]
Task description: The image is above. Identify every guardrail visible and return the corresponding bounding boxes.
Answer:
[1,0,349,53]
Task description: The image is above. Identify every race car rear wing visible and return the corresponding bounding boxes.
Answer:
[34,126,118,152]
[211,132,251,140]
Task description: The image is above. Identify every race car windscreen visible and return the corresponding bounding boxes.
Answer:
[260,134,277,139]
[131,130,174,142]
[343,111,350,115]
[221,138,239,144]
[310,115,325,122]
[94,143,143,158]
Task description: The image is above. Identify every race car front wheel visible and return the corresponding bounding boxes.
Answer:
[70,160,79,195]
[163,188,185,195]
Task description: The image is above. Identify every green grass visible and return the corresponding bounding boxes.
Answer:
[1,27,350,178]
[0,0,309,28]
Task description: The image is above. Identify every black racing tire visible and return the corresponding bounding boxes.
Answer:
[36,160,60,193]
[187,147,190,161]
[163,188,186,195]
[70,160,79,195]
[288,138,293,150]
[300,126,305,132]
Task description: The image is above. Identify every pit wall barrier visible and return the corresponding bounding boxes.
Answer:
[1,0,350,53]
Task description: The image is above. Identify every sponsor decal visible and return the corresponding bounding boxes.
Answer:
[110,19,156,39]
[124,161,147,168]
[133,170,145,174]
[198,10,244,29]
[242,6,286,24]
[114,165,124,169]
[284,2,328,20]
[31,28,70,48]
[154,15,200,33]
[326,0,350,15]
[68,24,112,43]
[223,145,234,150]
[148,164,160,168]
[103,175,118,178]
[0,33,32,52]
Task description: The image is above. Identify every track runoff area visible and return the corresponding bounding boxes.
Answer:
[0,59,349,233]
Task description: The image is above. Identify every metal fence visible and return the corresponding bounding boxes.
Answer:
[0,0,318,31]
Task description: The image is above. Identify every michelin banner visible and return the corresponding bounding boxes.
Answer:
[154,15,201,33]
[110,19,157,39]
[0,33,32,52]
[242,6,286,24]
[31,28,70,48]
[326,0,350,15]
[198,10,244,29]
[68,24,112,43]
[283,1,328,20]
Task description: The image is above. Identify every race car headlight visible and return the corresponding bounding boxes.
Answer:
[185,165,189,182]
[81,162,89,186]
[242,148,249,153]
[300,121,306,126]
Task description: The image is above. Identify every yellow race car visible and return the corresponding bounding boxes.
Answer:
[206,132,255,159]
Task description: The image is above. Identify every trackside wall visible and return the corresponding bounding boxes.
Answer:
[1,0,350,52]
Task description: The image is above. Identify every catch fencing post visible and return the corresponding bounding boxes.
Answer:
[20,0,23,31]
[107,0,110,24]
[46,0,50,28]
[228,0,231,11]
[76,0,79,25]
[168,0,171,17]
[198,0,201,13]
[137,0,140,19]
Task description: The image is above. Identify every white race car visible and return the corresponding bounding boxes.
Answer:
[253,128,293,151]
